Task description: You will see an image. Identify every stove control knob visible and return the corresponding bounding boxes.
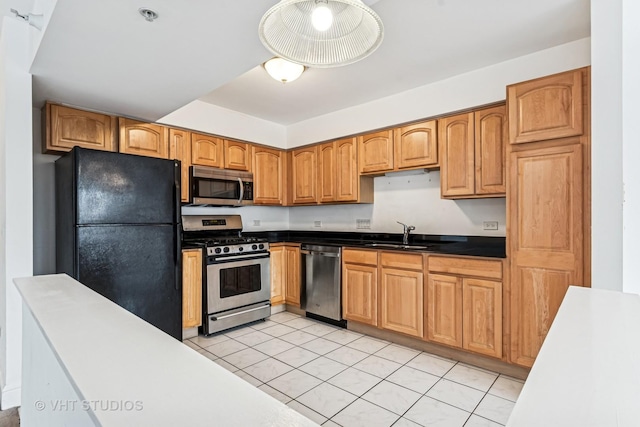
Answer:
[258,244,265,250]
[252,244,258,250]
[238,247,244,252]
[215,247,222,254]
[223,247,230,253]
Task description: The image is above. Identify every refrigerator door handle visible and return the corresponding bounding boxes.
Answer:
[175,160,182,291]
[237,177,244,206]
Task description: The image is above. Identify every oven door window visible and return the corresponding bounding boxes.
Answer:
[219,264,262,298]
[194,178,240,200]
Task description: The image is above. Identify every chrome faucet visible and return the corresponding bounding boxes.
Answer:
[397,221,416,245]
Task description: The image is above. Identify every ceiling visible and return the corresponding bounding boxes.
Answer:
[20,0,590,125]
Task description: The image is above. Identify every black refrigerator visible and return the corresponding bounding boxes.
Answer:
[56,147,182,340]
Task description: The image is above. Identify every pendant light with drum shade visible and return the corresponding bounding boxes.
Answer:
[259,0,384,69]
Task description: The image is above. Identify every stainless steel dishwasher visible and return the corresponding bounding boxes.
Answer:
[300,244,343,324]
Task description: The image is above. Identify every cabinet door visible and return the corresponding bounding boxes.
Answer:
[169,128,191,203]
[318,142,336,203]
[335,137,360,202]
[509,143,584,367]
[182,249,202,329]
[45,103,117,153]
[269,246,286,305]
[253,146,284,205]
[119,118,169,159]
[224,140,251,171]
[284,246,301,306]
[292,146,318,204]
[342,263,378,326]
[427,274,462,347]
[380,267,424,337]
[358,130,394,174]
[439,113,475,197]
[508,69,583,144]
[394,120,438,169]
[463,278,502,358]
[475,105,506,195]
[191,133,224,168]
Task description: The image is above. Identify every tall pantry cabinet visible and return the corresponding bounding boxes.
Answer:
[507,67,591,368]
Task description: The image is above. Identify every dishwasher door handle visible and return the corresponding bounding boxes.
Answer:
[301,250,339,258]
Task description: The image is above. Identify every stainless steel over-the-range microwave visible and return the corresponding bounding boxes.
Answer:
[189,166,253,206]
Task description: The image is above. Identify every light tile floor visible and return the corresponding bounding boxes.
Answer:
[186,311,524,427]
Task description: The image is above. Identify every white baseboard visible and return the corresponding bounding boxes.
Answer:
[270,304,286,314]
[182,327,198,340]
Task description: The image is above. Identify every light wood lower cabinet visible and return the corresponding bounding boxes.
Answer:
[44,103,117,154]
[379,252,424,338]
[119,118,169,159]
[270,244,301,307]
[427,256,504,359]
[182,249,203,329]
[342,249,378,326]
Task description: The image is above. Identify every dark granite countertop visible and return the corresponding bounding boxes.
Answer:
[243,230,506,258]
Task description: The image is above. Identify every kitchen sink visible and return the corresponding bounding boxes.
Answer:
[365,243,433,250]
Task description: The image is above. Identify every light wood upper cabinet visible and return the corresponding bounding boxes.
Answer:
[335,138,361,202]
[439,105,506,199]
[439,113,475,197]
[394,120,438,169]
[292,146,318,204]
[463,278,502,358]
[379,252,424,338]
[253,146,285,205]
[427,273,463,347]
[475,105,507,195]
[342,249,378,326]
[318,142,337,203]
[182,249,202,329]
[119,118,169,159]
[44,103,117,154]
[191,133,224,168]
[509,143,584,367]
[508,69,583,144]
[224,140,251,171]
[169,128,191,203]
[358,130,394,174]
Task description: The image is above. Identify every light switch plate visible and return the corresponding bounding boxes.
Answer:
[314,220,322,228]
[253,220,261,226]
[483,221,499,230]
[356,219,371,229]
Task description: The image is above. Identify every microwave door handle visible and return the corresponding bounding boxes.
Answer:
[237,177,244,206]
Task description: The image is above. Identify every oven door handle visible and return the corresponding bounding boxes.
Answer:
[210,253,270,262]
[211,304,270,321]
[237,177,244,206]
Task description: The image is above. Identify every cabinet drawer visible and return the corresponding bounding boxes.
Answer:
[343,248,378,266]
[380,252,424,271]
[428,256,502,279]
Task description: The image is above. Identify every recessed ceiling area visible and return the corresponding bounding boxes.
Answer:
[26,0,589,125]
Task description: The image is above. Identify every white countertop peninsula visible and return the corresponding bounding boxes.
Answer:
[16,274,318,426]
[507,286,640,426]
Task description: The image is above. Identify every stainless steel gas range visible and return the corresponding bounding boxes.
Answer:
[182,215,270,335]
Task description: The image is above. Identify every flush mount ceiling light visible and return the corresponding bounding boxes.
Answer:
[259,0,384,68]
[263,57,306,83]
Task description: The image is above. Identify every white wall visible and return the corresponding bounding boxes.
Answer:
[289,171,506,236]
[158,100,287,149]
[287,38,591,147]
[622,0,640,294]
[0,17,34,408]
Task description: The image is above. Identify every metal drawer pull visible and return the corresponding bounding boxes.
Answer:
[210,305,269,321]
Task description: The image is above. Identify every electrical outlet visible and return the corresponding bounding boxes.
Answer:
[253,220,261,226]
[314,220,322,228]
[483,221,499,231]
[356,219,371,229]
